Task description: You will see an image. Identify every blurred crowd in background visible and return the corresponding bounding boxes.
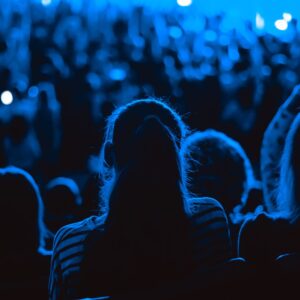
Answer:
[1,0,300,213]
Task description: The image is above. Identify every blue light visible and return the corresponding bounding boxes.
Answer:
[109,68,127,81]
[204,30,217,42]
[41,0,52,6]
[28,86,39,98]
[283,12,292,22]
[275,19,288,31]
[177,0,192,7]
[255,13,265,30]
[1,91,13,105]
[169,26,182,39]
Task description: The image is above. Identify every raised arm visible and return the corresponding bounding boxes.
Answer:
[261,85,300,212]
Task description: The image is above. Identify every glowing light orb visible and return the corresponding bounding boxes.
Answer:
[283,13,292,22]
[1,91,13,105]
[41,0,52,6]
[28,86,39,98]
[255,13,265,29]
[177,0,192,7]
[275,19,288,31]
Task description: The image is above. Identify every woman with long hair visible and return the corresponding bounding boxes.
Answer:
[239,85,300,262]
[49,99,232,299]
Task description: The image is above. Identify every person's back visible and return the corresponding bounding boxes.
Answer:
[181,130,255,253]
[0,166,49,298]
[49,99,232,300]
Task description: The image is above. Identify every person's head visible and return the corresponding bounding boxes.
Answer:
[99,98,188,216]
[85,99,192,284]
[44,177,82,234]
[7,115,30,144]
[0,166,45,254]
[181,130,254,214]
[277,114,300,222]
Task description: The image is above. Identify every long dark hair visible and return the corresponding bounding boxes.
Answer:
[277,114,300,222]
[87,99,193,291]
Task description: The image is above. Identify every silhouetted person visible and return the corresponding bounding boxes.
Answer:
[0,166,49,298]
[43,177,83,248]
[3,115,41,172]
[181,129,256,253]
[49,99,232,300]
[238,85,300,297]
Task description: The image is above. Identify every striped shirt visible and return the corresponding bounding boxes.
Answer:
[49,197,232,300]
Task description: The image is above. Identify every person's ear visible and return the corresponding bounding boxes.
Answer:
[104,141,114,167]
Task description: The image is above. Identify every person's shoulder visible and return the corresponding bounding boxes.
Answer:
[187,197,229,229]
[241,212,289,233]
[188,197,226,217]
[241,212,276,228]
[53,215,106,250]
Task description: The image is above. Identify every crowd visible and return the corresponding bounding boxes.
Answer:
[1,1,300,299]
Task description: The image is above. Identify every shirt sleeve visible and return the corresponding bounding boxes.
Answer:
[189,197,233,271]
[48,227,68,300]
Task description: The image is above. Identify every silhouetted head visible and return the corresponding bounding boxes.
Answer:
[181,130,254,214]
[277,114,300,222]
[84,99,192,288]
[0,166,45,255]
[99,98,188,213]
[7,115,30,144]
[44,177,82,234]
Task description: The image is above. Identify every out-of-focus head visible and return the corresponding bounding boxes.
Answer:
[44,177,82,233]
[182,129,254,213]
[0,166,45,253]
[278,114,300,221]
[7,115,30,144]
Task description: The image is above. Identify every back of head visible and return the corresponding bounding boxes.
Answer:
[8,115,30,144]
[90,99,192,289]
[44,177,82,233]
[277,114,300,222]
[0,166,44,255]
[100,99,188,211]
[182,130,254,213]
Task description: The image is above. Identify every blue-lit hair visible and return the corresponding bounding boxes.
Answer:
[181,129,255,212]
[277,114,300,222]
[82,99,195,286]
[0,166,46,254]
[99,98,189,215]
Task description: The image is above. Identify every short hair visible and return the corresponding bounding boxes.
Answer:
[44,177,82,233]
[181,129,254,212]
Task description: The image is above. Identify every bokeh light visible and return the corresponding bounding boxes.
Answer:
[177,0,192,7]
[283,12,292,22]
[275,19,288,31]
[1,91,13,105]
[41,0,52,6]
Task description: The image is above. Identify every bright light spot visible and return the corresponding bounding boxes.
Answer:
[109,68,127,81]
[177,0,192,7]
[28,86,39,98]
[275,19,288,31]
[255,13,265,29]
[1,91,13,105]
[41,0,52,6]
[283,13,292,22]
